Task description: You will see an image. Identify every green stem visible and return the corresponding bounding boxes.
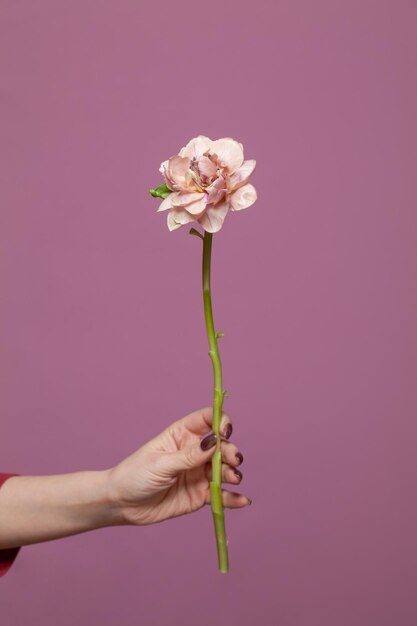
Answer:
[202,231,229,574]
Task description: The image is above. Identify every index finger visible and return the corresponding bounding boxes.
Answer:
[176,406,233,439]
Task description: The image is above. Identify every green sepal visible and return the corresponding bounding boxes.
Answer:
[149,183,173,199]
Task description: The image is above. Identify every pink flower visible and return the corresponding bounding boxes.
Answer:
[157,135,257,233]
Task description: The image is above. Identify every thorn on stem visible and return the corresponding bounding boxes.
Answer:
[216,332,225,339]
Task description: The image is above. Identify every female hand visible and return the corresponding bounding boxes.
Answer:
[0,407,250,550]
[107,406,251,526]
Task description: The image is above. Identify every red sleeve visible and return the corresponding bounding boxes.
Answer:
[0,473,21,577]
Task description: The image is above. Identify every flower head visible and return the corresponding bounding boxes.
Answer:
[153,136,257,233]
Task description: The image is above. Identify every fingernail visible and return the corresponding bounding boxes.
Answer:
[235,452,244,465]
[224,423,233,439]
[246,497,252,506]
[233,468,243,481]
[200,433,217,451]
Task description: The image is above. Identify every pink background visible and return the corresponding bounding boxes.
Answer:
[1,1,416,624]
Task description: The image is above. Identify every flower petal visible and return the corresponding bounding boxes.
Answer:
[171,191,204,206]
[167,211,183,231]
[164,156,191,191]
[171,191,208,215]
[229,159,256,191]
[197,201,229,233]
[159,158,176,189]
[179,135,213,159]
[167,207,196,231]
[157,193,176,212]
[159,159,169,175]
[197,155,217,181]
[185,196,208,215]
[211,138,244,174]
[230,183,257,211]
[206,175,226,206]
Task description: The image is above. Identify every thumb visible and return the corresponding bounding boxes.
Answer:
[164,433,218,474]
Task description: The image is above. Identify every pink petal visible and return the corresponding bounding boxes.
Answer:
[159,159,170,175]
[211,138,244,174]
[167,208,196,232]
[159,158,176,189]
[179,135,213,159]
[197,201,229,233]
[185,196,208,215]
[167,211,183,231]
[171,192,207,215]
[165,156,191,191]
[206,175,226,206]
[156,193,176,212]
[171,191,204,206]
[230,183,257,211]
[229,160,256,191]
[197,155,217,180]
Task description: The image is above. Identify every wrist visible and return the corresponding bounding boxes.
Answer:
[105,466,141,527]
[93,469,127,528]
[104,466,129,525]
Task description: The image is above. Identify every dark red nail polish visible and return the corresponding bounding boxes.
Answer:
[200,433,217,451]
[224,423,233,439]
[233,468,243,481]
[235,452,244,465]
